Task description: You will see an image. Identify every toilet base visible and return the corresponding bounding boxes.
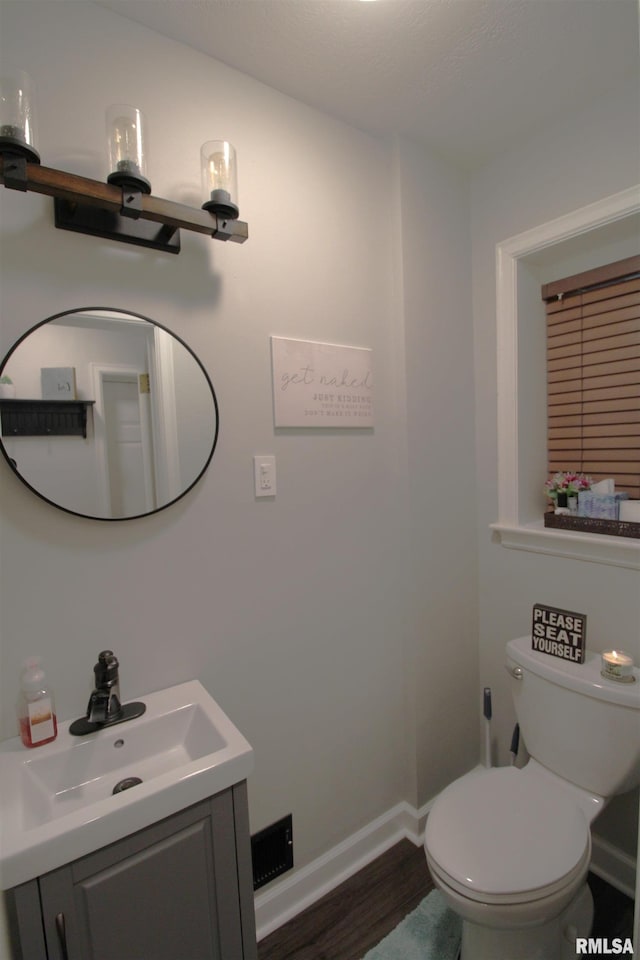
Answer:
[459,883,593,960]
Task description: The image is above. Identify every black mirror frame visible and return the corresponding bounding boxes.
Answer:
[0,306,219,521]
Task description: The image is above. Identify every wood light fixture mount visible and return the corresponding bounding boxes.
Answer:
[0,78,246,253]
[0,153,249,254]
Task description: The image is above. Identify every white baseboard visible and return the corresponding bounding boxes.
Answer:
[254,796,637,942]
[590,831,637,900]
[254,799,432,941]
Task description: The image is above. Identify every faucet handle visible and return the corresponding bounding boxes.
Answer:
[94,650,119,685]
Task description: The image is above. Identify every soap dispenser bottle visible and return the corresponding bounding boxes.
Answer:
[17,657,58,748]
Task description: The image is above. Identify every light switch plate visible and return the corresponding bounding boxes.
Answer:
[254,455,276,497]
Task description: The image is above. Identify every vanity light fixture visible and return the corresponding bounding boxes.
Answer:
[0,68,40,163]
[0,76,248,253]
[201,140,239,220]
[106,104,151,195]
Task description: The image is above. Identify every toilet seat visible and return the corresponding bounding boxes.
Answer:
[424,766,591,906]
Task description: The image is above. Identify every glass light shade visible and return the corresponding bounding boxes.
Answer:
[106,104,151,194]
[201,140,239,219]
[0,69,40,162]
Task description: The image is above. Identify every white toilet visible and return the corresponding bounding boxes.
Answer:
[424,635,640,960]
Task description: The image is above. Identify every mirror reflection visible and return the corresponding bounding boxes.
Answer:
[0,308,219,519]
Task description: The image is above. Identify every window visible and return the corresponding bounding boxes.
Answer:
[543,255,640,499]
[492,185,640,568]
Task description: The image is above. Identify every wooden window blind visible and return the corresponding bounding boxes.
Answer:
[542,255,640,499]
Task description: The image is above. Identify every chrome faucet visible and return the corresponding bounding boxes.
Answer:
[88,650,123,724]
[69,650,146,736]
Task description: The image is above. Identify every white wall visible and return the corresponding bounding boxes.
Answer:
[0,3,479,949]
[395,138,479,803]
[471,80,640,857]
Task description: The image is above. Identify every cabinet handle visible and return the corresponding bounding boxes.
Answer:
[55,913,69,960]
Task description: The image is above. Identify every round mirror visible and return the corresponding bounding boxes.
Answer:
[0,308,219,520]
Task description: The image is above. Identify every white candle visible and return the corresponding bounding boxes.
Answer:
[601,650,635,681]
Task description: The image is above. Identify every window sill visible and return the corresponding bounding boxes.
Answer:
[490,520,640,570]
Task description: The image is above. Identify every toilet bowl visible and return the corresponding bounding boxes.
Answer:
[425,764,596,958]
[423,635,640,960]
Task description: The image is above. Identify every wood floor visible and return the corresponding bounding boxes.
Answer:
[257,841,433,960]
[257,839,635,960]
[589,871,635,941]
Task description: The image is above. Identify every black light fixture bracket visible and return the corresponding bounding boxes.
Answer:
[2,154,30,192]
[119,187,145,218]
[0,155,248,253]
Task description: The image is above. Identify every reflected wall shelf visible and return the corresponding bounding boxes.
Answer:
[0,399,95,438]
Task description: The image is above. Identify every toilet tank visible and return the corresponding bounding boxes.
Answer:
[507,636,640,798]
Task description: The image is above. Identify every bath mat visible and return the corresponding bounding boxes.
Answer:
[361,889,461,960]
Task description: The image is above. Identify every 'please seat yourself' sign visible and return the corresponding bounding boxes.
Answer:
[531,604,587,663]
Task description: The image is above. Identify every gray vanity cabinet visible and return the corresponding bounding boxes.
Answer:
[8,783,257,960]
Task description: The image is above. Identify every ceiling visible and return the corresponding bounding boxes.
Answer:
[97,0,639,168]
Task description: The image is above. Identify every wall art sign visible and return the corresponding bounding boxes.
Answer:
[271,337,374,428]
[41,366,77,400]
[531,603,587,663]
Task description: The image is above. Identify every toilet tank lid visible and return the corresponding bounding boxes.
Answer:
[507,636,640,709]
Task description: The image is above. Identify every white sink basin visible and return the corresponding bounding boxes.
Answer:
[0,680,253,889]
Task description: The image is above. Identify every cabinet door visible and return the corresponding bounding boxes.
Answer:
[39,793,244,960]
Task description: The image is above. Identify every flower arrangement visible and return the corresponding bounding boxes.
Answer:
[0,375,15,398]
[544,471,592,502]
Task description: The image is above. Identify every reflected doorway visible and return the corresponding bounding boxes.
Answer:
[102,371,156,517]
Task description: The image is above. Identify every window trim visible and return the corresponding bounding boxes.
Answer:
[491,185,640,571]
